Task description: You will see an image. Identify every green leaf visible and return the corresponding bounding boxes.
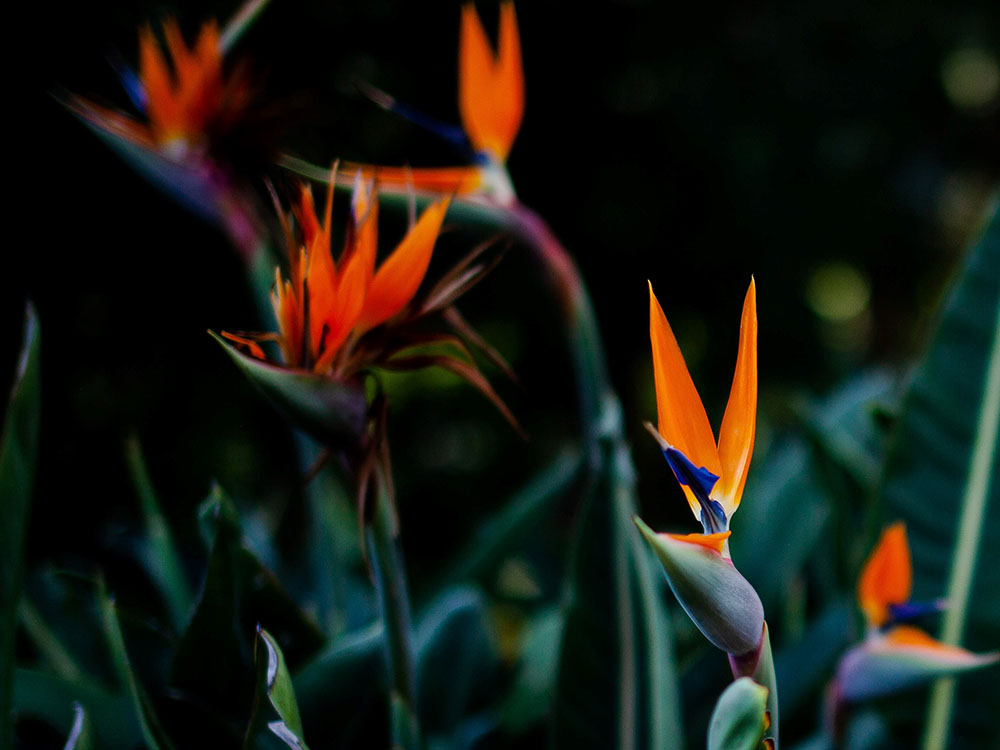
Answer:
[97,578,175,750]
[245,628,310,750]
[63,702,93,750]
[293,623,387,746]
[171,487,325,727]
[124,435,194,632]
[1,303,41,745]
[428,448,583,595]
[415,586,497,738]
[12,668,136,749]
[499,607,563,734]
[879,202,1000,745]
[707,677,770,750]
[553,406,682,750]
[211,332,368,449]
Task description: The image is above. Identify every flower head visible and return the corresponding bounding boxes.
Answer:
[263,174,450,376]
[647,279,757,544]
[835,523,998,704]
[219,168,517,446]
[338,2,524,206]
[65,2,267,253]
[635,280,764,659]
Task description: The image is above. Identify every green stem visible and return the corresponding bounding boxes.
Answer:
[922,296,1000,750]
[368,476,420,745]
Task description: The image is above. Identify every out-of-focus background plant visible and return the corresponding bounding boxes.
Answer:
[6,0,1000,748]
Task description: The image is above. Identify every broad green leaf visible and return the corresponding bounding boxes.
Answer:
[245,628,310,750]
[171,487,324,729]
[124,435,194,632]
[97,578,175,750]
[773,601,853,719]
[879,202,1000,745]
[415,586,497,739]
[707,677,770,750]
[428,448,583,595]
[1,303,41,746]
[293,622,387,747]
[63,702,93,750]
[13,669,136,749]
[211,332,368,449]
[499,607,563,734]
[553,405,682,750]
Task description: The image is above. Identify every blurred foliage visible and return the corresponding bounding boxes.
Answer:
[7,0,1000,748]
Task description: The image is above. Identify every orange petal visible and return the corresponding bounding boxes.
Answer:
[312,244,370,373]
[648,282,721,478]
[139,25,180,139]
[493,2,525,160]
[858,522,912,627]
[666,530,732,555]
[458,3,522,160]
[342,164,484,195]
[715,278,758,515]
[305,236,339,360]
[349,174,379,288]
[358,198,451,331]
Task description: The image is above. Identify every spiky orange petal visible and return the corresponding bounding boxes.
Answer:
[715,278,758,515]
[358,198,451,331]
[858,522,912,628]
[649,282,722,481]
[458,3,523,161]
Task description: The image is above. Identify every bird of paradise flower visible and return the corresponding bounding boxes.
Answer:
[64,0,272,256]
[833,522,998,708]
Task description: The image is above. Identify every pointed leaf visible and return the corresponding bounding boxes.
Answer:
[212,332,368,448]
[97,579,175,750]
[553,426,682,750]
[880,202,1000,745]
[707,678,770,750]
[124,436,194,632]
[245,628,310,750]
[1,303,40,746]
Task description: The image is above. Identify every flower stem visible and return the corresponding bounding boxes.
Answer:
[368,472,420,746]
[922,296,1000,750]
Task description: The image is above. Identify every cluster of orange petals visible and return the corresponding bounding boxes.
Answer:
[267,178,450,374]
[857,521,913,628]
[138,19,249,146]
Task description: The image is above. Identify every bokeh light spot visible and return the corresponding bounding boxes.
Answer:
[806,262,871,322]
[941,47,1000,110]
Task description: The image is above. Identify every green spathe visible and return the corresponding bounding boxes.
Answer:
[837,632,999,703]
[634,517,764,656]
[212,332,368,448]
[707,678,770,750]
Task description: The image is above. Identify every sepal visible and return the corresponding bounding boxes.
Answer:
[211,332,368,448]
[634,516,764,656]
[836,626,1000,702]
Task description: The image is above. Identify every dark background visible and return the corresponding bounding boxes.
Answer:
[7,0,1000,742]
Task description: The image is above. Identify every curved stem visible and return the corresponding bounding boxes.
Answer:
[368,470,420,745]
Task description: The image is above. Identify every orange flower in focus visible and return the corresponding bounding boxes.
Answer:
[220,171,519,440]
[265,177,450,375]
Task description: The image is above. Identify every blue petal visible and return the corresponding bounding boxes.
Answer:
[663,447,727,534]
[888,599,946,625]
[108,50,149,113]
